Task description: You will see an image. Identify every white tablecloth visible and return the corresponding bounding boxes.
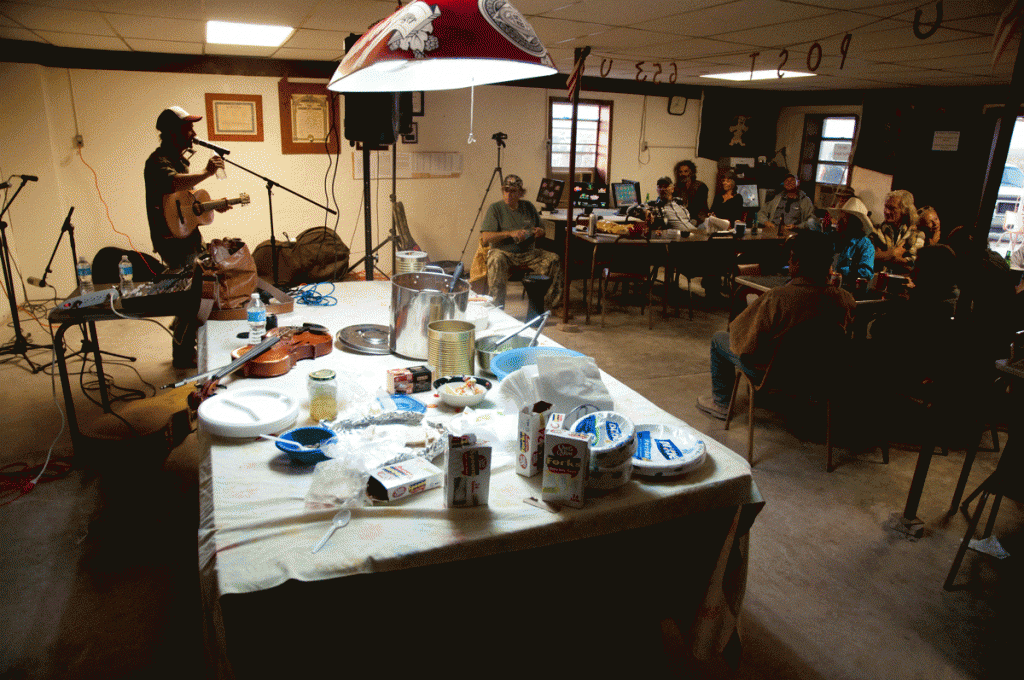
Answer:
[198,281,760,677]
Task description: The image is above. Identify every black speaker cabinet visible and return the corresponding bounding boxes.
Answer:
[343,92,412,145]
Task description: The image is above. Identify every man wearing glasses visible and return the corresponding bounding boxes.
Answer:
[480,175,562,309]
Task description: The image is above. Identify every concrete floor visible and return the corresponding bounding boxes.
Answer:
[0,280,1019,679]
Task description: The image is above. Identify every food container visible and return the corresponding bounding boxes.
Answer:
[428,319,475,377]
[433,375,492,407]
[475,334,532,375]
[518,400,552,477]
[395,250,430,275]
[542,425,589,509]
[466,296,494,332]
[391,270,469,359]
[368,458,443,502]
[632,423,707,478]
[444,433,491,507]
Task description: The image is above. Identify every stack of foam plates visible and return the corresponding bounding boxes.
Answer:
[632,423,707,477]
[569,411,636,493]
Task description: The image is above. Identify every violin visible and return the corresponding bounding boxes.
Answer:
[229,323,333,377]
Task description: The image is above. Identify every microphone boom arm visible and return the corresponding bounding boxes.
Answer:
[33,207,77,288]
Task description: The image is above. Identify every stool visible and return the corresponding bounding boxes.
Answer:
[521,274,552,321]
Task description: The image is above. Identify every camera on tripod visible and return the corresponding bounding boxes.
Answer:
[492,132,508,147]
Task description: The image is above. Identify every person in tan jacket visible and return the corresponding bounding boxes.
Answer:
[696,231,855,419]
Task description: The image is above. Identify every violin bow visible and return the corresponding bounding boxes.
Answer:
[161,335,282,390]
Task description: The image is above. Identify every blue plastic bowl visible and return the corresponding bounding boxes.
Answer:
[275,426,337,465]
[490,347,587,380]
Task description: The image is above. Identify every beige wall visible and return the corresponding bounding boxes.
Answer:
[0,62,713,317]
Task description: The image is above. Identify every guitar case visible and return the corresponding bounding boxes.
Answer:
[253,227,350,285]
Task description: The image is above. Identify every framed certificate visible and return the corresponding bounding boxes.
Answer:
[277,79,340,155]
[205,93,263,142]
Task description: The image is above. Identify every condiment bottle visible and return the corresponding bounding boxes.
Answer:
[308,369,338,421]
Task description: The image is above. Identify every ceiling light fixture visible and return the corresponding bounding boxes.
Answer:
[701,69,817,82]
[327,0,556,93]
[206,20,293,47]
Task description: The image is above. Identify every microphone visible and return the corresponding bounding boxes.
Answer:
[0,181,9,189]
[27,276,47,287]
[14,175,38,182]
[193,138,230,155]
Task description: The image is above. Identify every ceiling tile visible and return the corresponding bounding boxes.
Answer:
[104,14,204,41]
[528,16,610,44]
[863,35,994,60]
[124,37,204,54]
[1,4,115,35]
[90,1,205,19]
[674,0,832,37]
[203,0,320,27]
[33,30,128,50]
[299,0,399,33]
[710,12,897,48]
[880,0,1009,23]
[282,28,348,51]
[538,0,697,26]
[0,26,44,41]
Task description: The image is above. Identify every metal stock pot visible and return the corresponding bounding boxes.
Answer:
[390,269,469,359]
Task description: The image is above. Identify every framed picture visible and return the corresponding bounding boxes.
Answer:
[401,122,419,145]
[277,78,340,155]
[411,91,424,116]
[204,93,263,142]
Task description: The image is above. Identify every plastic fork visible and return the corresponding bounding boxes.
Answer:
[311,509,351,554]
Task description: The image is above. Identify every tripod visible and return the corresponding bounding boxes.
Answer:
[459,132,507,260]
[0,177,50,372]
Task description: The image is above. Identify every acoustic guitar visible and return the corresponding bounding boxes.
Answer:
[163,188,250,238]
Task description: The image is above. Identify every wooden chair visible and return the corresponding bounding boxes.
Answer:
[724,316,852,471]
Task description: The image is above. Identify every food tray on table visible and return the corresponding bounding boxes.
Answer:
[490,347,586,380]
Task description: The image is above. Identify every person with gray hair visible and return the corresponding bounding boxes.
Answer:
[872,189,924,274]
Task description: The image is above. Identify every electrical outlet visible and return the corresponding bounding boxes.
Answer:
[74,135,84,148]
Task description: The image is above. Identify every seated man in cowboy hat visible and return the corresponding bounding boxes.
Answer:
[833,196,876,286]
[479,174,562,310]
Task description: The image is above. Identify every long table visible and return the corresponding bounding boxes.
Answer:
[574,231,785,322]
[198,281,762,678]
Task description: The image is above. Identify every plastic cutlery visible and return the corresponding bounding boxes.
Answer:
[311,509,351,554]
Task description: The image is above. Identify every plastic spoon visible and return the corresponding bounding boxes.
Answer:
[311,509,351,553]
[258,434,322,450]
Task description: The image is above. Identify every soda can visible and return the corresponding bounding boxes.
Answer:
[876,271,889,291]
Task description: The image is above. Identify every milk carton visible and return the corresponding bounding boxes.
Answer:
[517,401,552,477]
[541,424,590,509]
[444,433,492,508]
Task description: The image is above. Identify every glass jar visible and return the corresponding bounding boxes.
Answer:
[307,369,338,422]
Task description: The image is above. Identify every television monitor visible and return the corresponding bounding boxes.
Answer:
[571,181,609,212]
[611,181,640,207]
[535,178,565,210]
[735,182,759,210]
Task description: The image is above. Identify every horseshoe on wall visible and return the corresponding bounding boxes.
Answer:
[913,1,942,39]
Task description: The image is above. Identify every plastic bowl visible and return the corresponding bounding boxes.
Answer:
[490,347,586,381]
[433,375,492,407]
[275,426,337,464]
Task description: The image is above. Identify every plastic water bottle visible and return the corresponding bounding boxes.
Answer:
[246,293,266,344]
[117,255,133,293]
[215,155,227,180]
[76,256,94,292]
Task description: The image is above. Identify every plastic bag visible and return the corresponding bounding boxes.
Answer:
[304,442,371,510]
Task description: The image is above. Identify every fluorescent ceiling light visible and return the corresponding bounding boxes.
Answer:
[701,69,817,81]
[206,20,293,47]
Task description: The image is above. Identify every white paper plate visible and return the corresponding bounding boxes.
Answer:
[632,423,707,477]
[198,388,300,438]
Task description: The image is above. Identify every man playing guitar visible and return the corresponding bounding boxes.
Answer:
[144,106,231,367]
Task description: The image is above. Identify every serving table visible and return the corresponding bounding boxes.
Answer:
[199,281,762,678]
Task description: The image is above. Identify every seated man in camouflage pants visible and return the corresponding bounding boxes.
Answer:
[480,174,562,309]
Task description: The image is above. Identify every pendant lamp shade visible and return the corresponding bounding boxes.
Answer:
[328,0,556,92]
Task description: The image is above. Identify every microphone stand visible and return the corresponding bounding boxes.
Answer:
[0,176,50,372]
[460,133,506,261]
[219,154,337,286]
[36,207,134,366]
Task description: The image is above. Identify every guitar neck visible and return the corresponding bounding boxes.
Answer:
[197,196,245,213]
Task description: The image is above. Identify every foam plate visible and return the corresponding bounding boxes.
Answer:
[632,423,707,477]
[198,388,299,438]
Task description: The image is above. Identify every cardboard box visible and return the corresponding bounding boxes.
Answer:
[368,458,443,502]
[541,426,590,509]
[517,401,552,477]
[387,365,433,394]
[444,434,492,508]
